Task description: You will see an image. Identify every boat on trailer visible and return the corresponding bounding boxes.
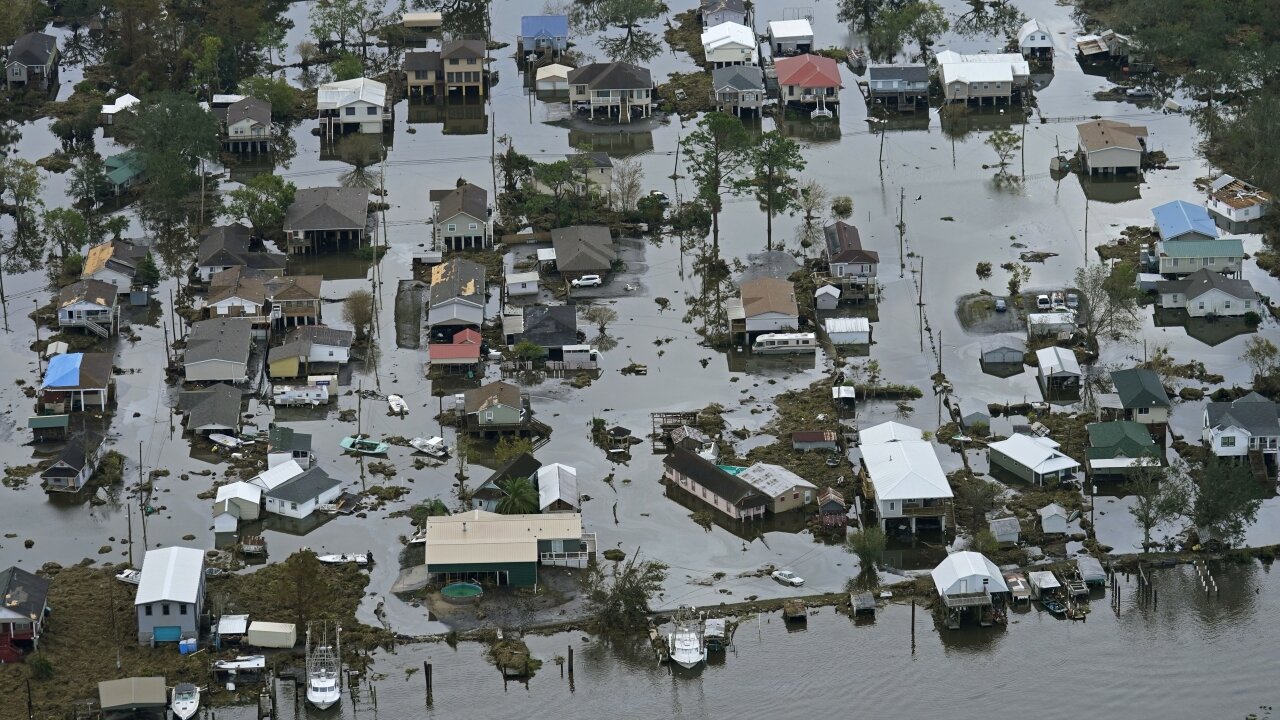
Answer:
[170,683,200,720]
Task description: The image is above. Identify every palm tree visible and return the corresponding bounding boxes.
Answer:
[496,477,540,515]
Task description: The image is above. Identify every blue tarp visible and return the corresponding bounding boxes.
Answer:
[521,15,568,39]
[1152,200,1216,240]
[41,353,83,390]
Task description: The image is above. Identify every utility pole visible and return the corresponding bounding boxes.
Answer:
[897,187,906,278]
[138,441,148,550]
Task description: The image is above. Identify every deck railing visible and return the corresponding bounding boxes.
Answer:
[941,591,992,608]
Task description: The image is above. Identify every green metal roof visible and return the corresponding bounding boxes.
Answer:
[1086,421,1156,460]
[717,465,747,475]
[1160,238,1244,258]
[1110,368,1170,409]
[28,414,69,429]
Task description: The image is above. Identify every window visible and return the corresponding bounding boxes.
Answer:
[345,107,355,116]
[793,492,799,500]
[467,58,476,65]
[162,604,170,616]
[1202,257,1210,266]
[290,502,298,510]
[1198,302,1205,310]
[180,604,188,615]
[1221,436,1236,448]
[367,106,377,115]
[447,223,456,231]
[1170,294,1179,302]
[1245,300,1252,309]
[1137,407,1150,416]
[468,223,478,230]
[145,605,153,616]
[1225,301,1231,309]
[889,502,895,510]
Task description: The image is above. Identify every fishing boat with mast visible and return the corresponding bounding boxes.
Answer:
[305,623,342,710]
[666,606,706,670]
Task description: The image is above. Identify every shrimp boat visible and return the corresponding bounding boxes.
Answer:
[305,623,342,710]
[666,606,706,669]
[170,683,200,720]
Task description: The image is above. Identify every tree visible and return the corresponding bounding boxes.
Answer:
[745,132,805,251]
[136,252,161,287]
[103,215,131,241]
[331,52,363,82]
[343,289,375,344]
[239,76,300,119]
[533,160,577,206]
[1127,458,1190,552]
[512,339,547,361]
[680,112,752,249]
[310,0,361,51]
[609,157,644,212]
[972,529,999,555]
[1005,262,1030,296]
[1073,262,1142,351]
[1190,459,1262,548]
[584,552,668,631]
[1241,336,1280,381]
[496,477,540,514]
[0,158,45,270]
[277,550,325,628]
[845,526,887,589]
[831,195,854,220]
[189,35,224,101]
[227,173,297,236]
[42,208,90,262]
[581,305,618,334]
[953,474,1002,529]
[495,436,534,465]
[985,129,1021,171]
[902,1,949,60]
[68,151,109,222]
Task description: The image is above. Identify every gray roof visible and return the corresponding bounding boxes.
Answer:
[442,38,486,60]
[475,452,542,501]
[266,466,340,503]
[226,97,272,127]
[431,182,487,222]
[284,187,369,232]
[740,250,801,283]
[1110,368,1170,410]
[522,305,578,348]
[429,257,487,307]
[267,340,308,364]
[663,447,768,509]
[198,224,254,265]
[567,62,652,90]
[7,32,56,66]
[572,152,613,169]
[551,225,616,273]
[41,433,96,478]
[186,318,255,365]
[285,324,354,349]
[0,565,49,621]
[868,64,929,83]
[989,516,1020,536]
[405,50,442,72]
[1206,393,1280,437]
[58,279,117,309]
[712,64,764,92]
[181,383,242,431]
[269,424,312,454]
[1155,268,1256,301]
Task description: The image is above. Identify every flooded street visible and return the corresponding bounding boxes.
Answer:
[2,0,1280,714]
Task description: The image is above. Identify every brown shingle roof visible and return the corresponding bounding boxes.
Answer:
[823,221,879,264]
[1077,119,1147,153]
[740,277,798,318]
[442,39,486,60]
[284,187,369,232]
[566,62,652,90]
[58,279,117,309]
[463,381,522,414]
[430,182,487,222]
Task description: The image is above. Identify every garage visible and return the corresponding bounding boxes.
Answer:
[152,625,182,643]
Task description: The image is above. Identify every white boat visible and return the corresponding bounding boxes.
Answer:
[306,624,342,710]
[208,433,243,449]
[115,568,142,585]
[751,332,818,355]
[409,436,449,458]
[666,606,706,670]
[387,394,408,415]
[214,655,266,671]
[170,683,200,720]
[316,553,371,566]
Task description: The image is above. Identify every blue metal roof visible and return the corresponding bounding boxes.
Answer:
[1152,200,1216,240]
[521,15,568,39]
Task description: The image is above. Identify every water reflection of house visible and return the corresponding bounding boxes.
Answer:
[406,95,489,135]
[567,128,654,155]
[520,15,570,58]
[1076,173,1142,204]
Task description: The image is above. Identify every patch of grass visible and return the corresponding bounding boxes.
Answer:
[662,9,706,65]
[656,71,714,118]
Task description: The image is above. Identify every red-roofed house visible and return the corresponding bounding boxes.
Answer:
[775,54,841,113]
[428,328,483,373]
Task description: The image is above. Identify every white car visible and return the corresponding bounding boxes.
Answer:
[1036,294,1051,310]
[572,274,603,288]
[771,570,805,587]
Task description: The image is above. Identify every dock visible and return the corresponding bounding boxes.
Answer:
[647,624,670,664]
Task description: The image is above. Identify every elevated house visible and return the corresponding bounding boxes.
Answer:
[461,380,531,437]
[1203,393,1279,470]
[858,420,923,446]
[267,326,353,378]
[1153,200,1217,242]
[988,434,1079,485]
[316,77,391,137]
[223,97,272,153]
[81,239,149,290]
[519,305,579,358]
[473,452,541,512]
[179,383,242,436]
[1105,368,1171,427]
[700,0,748,28]
[737,463,816,513]
[205,267,270,323]
[537,463,580,513]
[931,552,1008,620]
[1207,174,1271,226]
[428,327,483,373]
[404,50,442,96]
[861,439,953,534]
[39,352,113,412]
[662,447,768,521]
[431,182,490,251]
[1156,269,1257,317]
[824,221,879,289]
[701,21,758,68]
[568,62,653,123]
[1018,19,1054,58]
[5,32,58,91]
[105,151,143,195]
[1085,420,1158,477]
[57,279,120,338]
[1036,346,1081,394]
[775,54,841,114]
[550,225,616,281]
[423,509,594,585]
[520,15,569,57]
[264,466,341,520]
[867,64,929,108]
[711,64,766,116]
[442,39,489,96]
[267,424,314,469]
[264,275,324,327]
[284,187,371,254]
[767,19,814,55]
[0,566,50,662]
[1154,237,1244,277]
[935,51,1030,104]
[1076,120,1147,174]
[427,258,486,341]
[729,277,800,343]
[184,318,255,384]
[134,546,205,645]
[39,434,103,493]
[196,223,287,282]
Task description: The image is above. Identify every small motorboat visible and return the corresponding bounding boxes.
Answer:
[1042,598,1067,615]
[214,655,266,671]
[387,395,408,415]
[340,436,389,455]
[209,433,243,449]
[316,553,371,566]
[409,436,449,458]
[115,568,142,585]
[204,567,226,579]
[170,683,200,720]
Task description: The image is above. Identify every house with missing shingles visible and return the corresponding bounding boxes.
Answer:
[792,430,838,453]
[662,447,768,521]
[431,182,490,251]
[283,187,371,254]
[737,463,816,513]
[134,546,205,645]
[1202,393,1279,467]
[1156,269,1258,317]
[0,566,50,661]
[1207,174,1271,225]
[81,239,149,290]
[1076,119,1147,174]
[427,258,487,341]
[57,279,120,338]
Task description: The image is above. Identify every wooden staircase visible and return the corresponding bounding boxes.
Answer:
[84,316,112,339]
[1248,450,1269,485]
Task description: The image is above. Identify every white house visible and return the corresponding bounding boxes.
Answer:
[1203,393,1280,461]
[1017,19,1053,58]
[535,63,572,92]
[316,77,389,135]
[824,317,870,345]
[700,0,747,28]
[732,277,799,336]
[1207,175,1271,224]
[224,97,272,152]
[1036,346,1081,394]
[537,463,580,513]
[931,551,1008,604]
[506,271,540,298]
[814,284,840,311]
[861,440,953,534]
[989,517,1021,545]
[134,547,205,645]
[858,421,923,446]
[767,19,814,55]
[1156,269,1256,316]
[264,467,341,519]
[1038,503,1069,534]
[988,434,1080,485]
[100,93,140,125]
[701,22,758,68]
[247,460,306,492]
[214,481,262,521]
[57,279,120,337]
[935,51,1030,103]
[1077,119,1147,174]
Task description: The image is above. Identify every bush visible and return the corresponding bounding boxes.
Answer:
[975,262,992,279]
[1244,311,1261,327]
[29,655,53,680]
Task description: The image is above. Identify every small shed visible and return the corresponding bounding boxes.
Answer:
[957,398,990,432]
[1028,570,1061,599]
[817,488,847,525]
[506,271,539,298]
[981,343,1024,366]
[989,516,1020,545]
[536,64,573,92]
[792,430,838,452]
[824,317,870,345]
[814,284,841,310]
[216,614,250,642]
[1038,502,1069,534]
[1076,556,1107,585]
[1036,346,1081,392]
[537,463,580,513]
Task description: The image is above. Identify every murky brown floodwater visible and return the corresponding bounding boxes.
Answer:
[2,0,1279,714]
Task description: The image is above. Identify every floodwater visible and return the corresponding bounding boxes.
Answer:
[2,0,1280,712]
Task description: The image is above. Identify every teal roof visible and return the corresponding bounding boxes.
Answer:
[28,414,69,429]
[105,151,142,186]
[1110,368,1170,409]
[1160,238,1243,258]
[717,465,747,475]
[1086,421,1156,460]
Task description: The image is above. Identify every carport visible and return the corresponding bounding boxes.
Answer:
[99,677,167,719]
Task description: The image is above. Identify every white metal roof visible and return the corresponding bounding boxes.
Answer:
[815,284,840,298]
[832,386,857,400]
[135,546,204,605]
[768,19,814,40]
[101,93,140,115]
[215,481,262,506]
[506,271,540,285]
[737,462,816,497]
[1036,346,1081,377]
[940,61,1012,84]
[536,64,573,81]
[702,21,755,50]
[217,614,250,635]
[931,551,1008,596]
[247,460,305,491]
[862,440,953,501]
[317,78,387,110]
[424,509,582,566]
[989,434,1079,475]
[1018,19,1049,44]
[1038,502,1069,519]
[1027,311,1076,326]
[824,317,870,333]
[536,248,557,262]
[859,421,923,445]
[212,94,246,105]
[537,463,579,511]
[1028,570,1060,590]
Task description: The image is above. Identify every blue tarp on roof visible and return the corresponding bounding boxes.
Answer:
[1152,200,1216,240]
[41,353,83,390]
[521,15,568,39]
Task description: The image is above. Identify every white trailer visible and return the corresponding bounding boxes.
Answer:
[247,621,297,648]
